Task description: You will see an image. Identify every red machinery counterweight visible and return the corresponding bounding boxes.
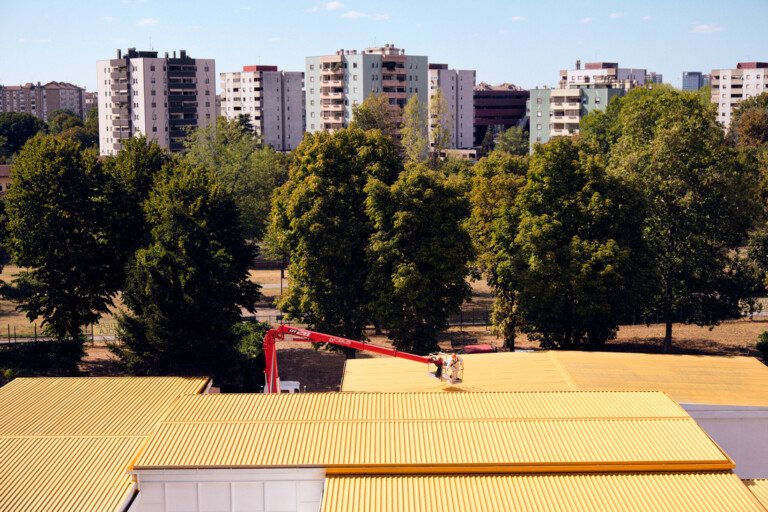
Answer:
[263,324,463,393]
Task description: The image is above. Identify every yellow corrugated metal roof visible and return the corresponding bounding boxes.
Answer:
[322,473,768,512]
[133,391,733,473]
[746,480,768,508]
[0,376,208,512]
[341,351,768,406]
[341,352,576,393]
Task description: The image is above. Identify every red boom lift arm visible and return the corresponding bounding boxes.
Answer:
[263,324,463,393]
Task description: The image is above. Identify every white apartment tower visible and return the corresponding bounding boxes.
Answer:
[220,66,304,151]
[96,48,216,156]
[560,61,646,90]
[428,64,475,150]
[711,62,768,129]
[305,44,428,133]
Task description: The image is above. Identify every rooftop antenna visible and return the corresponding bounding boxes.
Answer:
[149,34,153,51]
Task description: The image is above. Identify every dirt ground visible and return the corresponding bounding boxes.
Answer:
[6,266,760,389]
[81,317,768,391]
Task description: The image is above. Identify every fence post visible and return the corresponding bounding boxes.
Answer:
[7,325,9,343]
[34,324,37,342]
[14,326,16,343]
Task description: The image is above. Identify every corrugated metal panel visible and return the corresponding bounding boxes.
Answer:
[341,352,576,393]
[0,436,145,512]
[164,391,688,422]
[746,479,768,508]
[0,376,209,436]
[134,393,731,472]
[340,351,768,407]
[0,377,208,512]
[554,352,768,407]
[322,473,768,512]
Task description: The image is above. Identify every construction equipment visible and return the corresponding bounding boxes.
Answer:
[263,324,463,393]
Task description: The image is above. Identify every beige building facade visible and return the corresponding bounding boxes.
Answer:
[0,81,85,120]
[711,62,768,129]
[97,48,215,156]
[220,66,304,151]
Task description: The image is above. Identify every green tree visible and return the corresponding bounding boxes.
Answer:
[609,86,759,352]
[48,112,83,135]
[495,126,529,156]
[428,87,452,169]
[479,127,495,157]
[0,112,46,158]
[112,161,260,375]
[84,106,99,145]
[102,135,171,258]
[350,92,397,138]
[366,166,473,354]
[501,138,649,349]
[5,136,118,340]
[47,109,79,123]
[185,117,290,240]
[271,129,403,345]
[400,95,428,164]
[468,151,528,348]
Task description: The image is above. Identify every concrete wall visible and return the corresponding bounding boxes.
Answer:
[683,403,768,479]
[127,468,325,512]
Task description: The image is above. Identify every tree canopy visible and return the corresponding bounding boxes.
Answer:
[494,126,529,156]
[0,112,46,158]
[184,117,290,240]
[608,86,759,351]
[499,137,649,349]
[366,165,473,354]
[113,161,261,375]
[271,128,403,344]
[349,92,398,138]
[468,151,528,348]
[400,95,428,164]
[5,136,120,340]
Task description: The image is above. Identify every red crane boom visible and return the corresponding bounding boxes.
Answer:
[263,324,463,393]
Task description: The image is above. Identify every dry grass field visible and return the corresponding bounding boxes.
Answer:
[3,265,765,384]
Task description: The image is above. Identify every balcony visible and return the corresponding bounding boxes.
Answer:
[111,107,129,115]
[321,79,344,87]
[168,82,196,90]
[321,68,344,77]
[111,93,128,103]
[321,91,344,99]
[113,119,130,127]
[382,79,405,88]
[322,122,345,131]
[385,92,407,99]
[322,104,344,112]
[110,71,128,80]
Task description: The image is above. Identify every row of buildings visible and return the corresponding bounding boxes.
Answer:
[3,45,764,157]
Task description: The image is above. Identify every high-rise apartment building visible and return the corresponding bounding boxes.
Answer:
[530,61,647,151]
[305,44,428,133]
[711,62,768,129]
[648,72,663,85]
[560,61,646,89]
[0,81,85,120]
[427,64,475,150]
[473,83,529,146]
[96,48,215,156]
[220,65,304,151]
[84,91,98,115]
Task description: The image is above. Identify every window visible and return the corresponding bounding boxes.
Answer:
[205,66,209,72]
[310,88,314,94]
[151,90,156,96]
[536,98,542,104]
[353,75,358,81]
[152,126,157,132]
[311,123,315,129]
[311,100,315,106]
[205,90,209,95]
[310,64,314,70]
[205,78,209,84]
[536,137,541,142]
[537,124,542,130]
[353,62,357,68]
[353,87,358,93]
[311,112,315,118]
[595,97,600,103]
[310,76,314,82]
[537,111,542,117]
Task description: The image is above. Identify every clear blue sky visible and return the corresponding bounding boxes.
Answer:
[2,0,766,93]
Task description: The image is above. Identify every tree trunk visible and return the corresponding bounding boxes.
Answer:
[663,315,673,353]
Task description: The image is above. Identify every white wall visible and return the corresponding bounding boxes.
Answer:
[683,403,768,479]
[127,468,325,512]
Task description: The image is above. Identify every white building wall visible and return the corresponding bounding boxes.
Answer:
[261,72,283,151]
[196,59,216,130]
[429,68,475,150]
[683,403,768,479]
[713,68,768,129]
[127,469,325,512]
[283,72,305,150]
[96,61,112,154]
